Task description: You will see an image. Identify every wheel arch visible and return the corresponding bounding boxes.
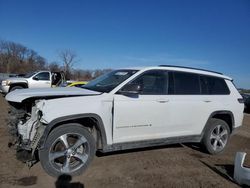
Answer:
[9,83,28,91]
[39,113,107,150]
[201,110,235,138]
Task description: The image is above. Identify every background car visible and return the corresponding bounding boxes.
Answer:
[241,93,250,112]
[1,71,65,94]
[67,81,88,88]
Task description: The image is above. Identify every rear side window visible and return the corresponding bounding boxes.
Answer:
[169,72,200,94]
[200,76,230,95]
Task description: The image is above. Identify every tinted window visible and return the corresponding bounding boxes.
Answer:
[200,76,230,95]
[34,72,50,81]
[169,72,200,95]
[130,70,168,95]
[83,69,138,92]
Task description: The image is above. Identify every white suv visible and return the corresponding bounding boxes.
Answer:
[5,65,244,177]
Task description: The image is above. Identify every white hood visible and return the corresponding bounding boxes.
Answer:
[4,77,28,83]
[5,87,101,103]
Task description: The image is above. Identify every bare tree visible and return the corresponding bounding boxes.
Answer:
[72,69,92,81]
[0,40,113,82]
[48,61,61,72]
[0,39,47,73]
[59,49,77,79]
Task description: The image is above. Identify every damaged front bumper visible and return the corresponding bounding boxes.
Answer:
[8,100,47,164]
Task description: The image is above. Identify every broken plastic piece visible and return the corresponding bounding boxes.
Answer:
[234,152,250,186]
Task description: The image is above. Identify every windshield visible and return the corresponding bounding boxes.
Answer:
[24,72,37,78]
[82,69,138,92]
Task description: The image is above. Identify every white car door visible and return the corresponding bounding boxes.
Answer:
[113,70,172,143]
[164,71,214,136]
[113,70,213,144]
[29,71,51,88]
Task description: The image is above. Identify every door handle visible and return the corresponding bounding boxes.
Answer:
[156,99,169,103]
[203,100,212,103]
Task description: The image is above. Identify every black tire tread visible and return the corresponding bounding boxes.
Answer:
[202,118,230,155]
[39,123,96,177]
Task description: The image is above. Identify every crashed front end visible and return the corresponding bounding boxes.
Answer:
[8,100,47,165]
[5,86,101,167]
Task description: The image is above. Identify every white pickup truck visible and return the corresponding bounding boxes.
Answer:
[1,71,65,94]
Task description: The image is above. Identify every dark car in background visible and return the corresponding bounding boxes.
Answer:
[241,93,250,112]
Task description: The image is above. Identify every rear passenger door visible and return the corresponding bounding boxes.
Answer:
[166,71,212,136]
[200,75,231,116]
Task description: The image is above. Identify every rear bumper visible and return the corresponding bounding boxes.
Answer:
[234,152,250,186]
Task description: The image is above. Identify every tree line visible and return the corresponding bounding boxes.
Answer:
[0,39,111,80]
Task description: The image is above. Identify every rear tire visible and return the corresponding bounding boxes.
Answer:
[202,118,230,154]
[39,123,96,177]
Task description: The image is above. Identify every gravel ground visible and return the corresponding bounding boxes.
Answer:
[0,95,249,188]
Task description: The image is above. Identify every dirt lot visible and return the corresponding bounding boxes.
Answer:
[0,95,250,188]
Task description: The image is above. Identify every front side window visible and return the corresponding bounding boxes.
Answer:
[129,70,168,95]
[82,69,138,92]
[169,71,200,95]
[34,72,50,81]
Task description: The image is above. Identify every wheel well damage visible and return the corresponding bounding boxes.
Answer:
[39,114,107,151]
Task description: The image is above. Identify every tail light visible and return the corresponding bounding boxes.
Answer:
[238,98,244,104]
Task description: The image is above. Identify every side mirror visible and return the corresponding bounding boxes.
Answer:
[33,77,39,81]
[118,83,141,95]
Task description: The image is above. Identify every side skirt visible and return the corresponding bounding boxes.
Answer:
[101,135,201,153]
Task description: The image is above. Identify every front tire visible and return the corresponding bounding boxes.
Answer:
[39,123,96,177]
[202,118,230,154]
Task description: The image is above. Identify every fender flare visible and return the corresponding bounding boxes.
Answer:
[9,82,28,91]
[39,113,107,150]
[200,110,235,139]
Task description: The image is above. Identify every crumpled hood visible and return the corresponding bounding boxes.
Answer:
[5,87,101,103]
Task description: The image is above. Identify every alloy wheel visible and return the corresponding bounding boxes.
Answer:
[209,124,229,152]
[49,133,89,173]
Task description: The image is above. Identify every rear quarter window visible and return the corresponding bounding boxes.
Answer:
[200,76,230,95]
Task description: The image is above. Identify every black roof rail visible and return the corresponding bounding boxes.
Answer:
[158,65,223,75]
